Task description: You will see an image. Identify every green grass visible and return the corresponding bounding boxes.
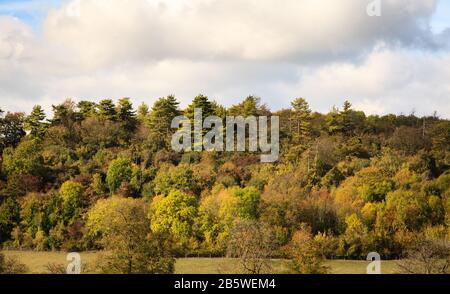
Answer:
[2,251,401,274]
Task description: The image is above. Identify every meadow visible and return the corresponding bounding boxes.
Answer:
[2,251,401,274]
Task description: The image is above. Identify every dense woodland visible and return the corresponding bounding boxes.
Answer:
[0,95,449,273]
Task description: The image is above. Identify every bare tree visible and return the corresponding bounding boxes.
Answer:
[226,220,277,274]
[397,239,450,274]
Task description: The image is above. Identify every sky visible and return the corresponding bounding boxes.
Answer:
[0,0,449,117]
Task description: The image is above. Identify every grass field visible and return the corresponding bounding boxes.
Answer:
[2,251,401,274]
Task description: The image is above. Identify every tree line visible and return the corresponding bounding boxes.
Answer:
[0,95,449,273]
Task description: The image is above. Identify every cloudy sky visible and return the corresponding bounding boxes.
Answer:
[0,0,449,117]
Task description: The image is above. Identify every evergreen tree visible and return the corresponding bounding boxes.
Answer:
[185,94,215,119]
[137,102,149,122]
[77,101,97,119]
[148,95,181,138]
[50,99,79,126]
[341,100,355,136]
[291,98,312,145]
[24,105,47,139]
[117,98,136,122]
[97,99,117,121]
[116,97,137,132]
[326,106,343,135]
[228,96,269,117]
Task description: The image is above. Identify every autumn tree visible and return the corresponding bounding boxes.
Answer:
[86,197,174,274]
[153,164,197,196]
[59,181,84,225]
[286,224,329,274]
[197,186,261,251]
[1,139,45,178]
[339,213,369,259]
[150,190,198,246]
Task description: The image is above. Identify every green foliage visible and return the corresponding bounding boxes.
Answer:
[228,96,268,117]
[116,97,137,133]
[79,117,122,151]
[116,98,135,122]
[147,95,181,148]
[153,164,197,196]
[291,98,312,145]
[0,112,26,151]
[150,190,198,244]
[86,197,174,274]
[196,186,262,252]
[106,157,132,194]
[137,102,149,122]
[24,105,47,139]
[231,187,260,219]
[97,99,117,121]
[2,139,44,177]
[0,198,20,242]
[59,181,84,224]
[185,94,215,119]
[339,214,368,259]
[385,189,428,231]
[77,101,97,119]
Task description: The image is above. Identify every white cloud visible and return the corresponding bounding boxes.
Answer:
[285,48,450,116]
[42,0,442,67]
[0,0,449,118]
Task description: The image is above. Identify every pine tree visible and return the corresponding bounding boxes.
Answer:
[341,100,356,136]
[211,101,227,119]
[228,96,268,117]
[77,101,97,119]
[97,99,117,121]
[185,94,215,119]
[24,105,47,139]
[117,98,136,122]
[51,100,78,125]
[326,106,343,135]
[148,95,181,147]
[137,103,149,122]
[291,98,312,145]
[116,98,137,135]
